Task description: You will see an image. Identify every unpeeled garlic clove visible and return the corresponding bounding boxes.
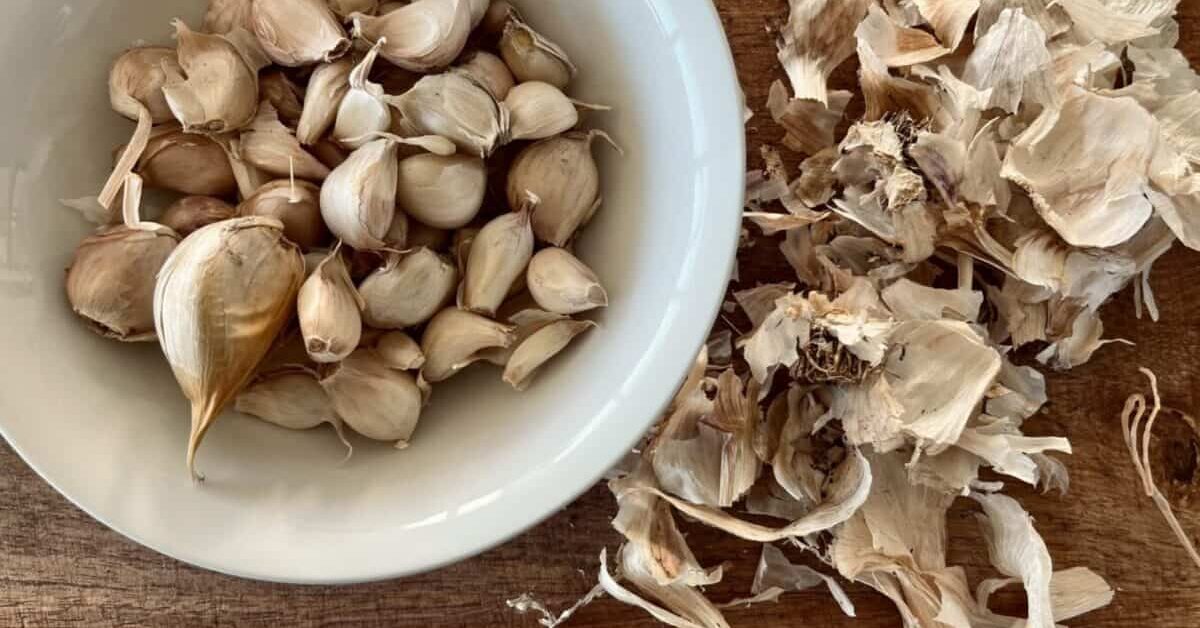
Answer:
[251,0,351,67]
[319,348,424,446]
[481,0,517,36]
[154,216,305,480]
[259,70,305,128]
[136,125,239,197]
[499,17,577,89]
[527,247,609,314]
[299,246,365,363]
[329,0,380,20]
[240,102,332,181]
[385,210,410,249]
[389,72,510,158]
[420,308,516,382]
[297,57,355,145]
[376,331,426,370]
[161,20,268,134]
[507,130,617,246]
[204,0,254,34]
[333,39,391,149]
[477,305,562,366]
[461,200,534,316]
[160,196,237,236]
[351,0,473,72]
[505,81,580,141]
[396,153,487,229]
[359,248,459,328]
[503,318,597,390]
[235,367,353,458]
[456,51,515,100]
[239,179,331,251]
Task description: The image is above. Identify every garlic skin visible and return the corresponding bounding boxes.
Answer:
[329,0,380,20]
[137,126,239,197]
[507,130,614,246]
[420,308,517,382]
[160,196,237,236]
[251,0,351,67]
[456,51,515,100]
[204,0,254,34]
[297,57,355,145]
[351,0,473,72]
[259,71,305,128]
[359,248,459,329]
[154,216,305,480]
[299,247,365,363]
[376,331,426,370]
[239,179,331,251]
[109,47,180,125]
[462,205,535,316]
[333,40,391,150]
[320,349,424,446]
[320,136,400,250]
[235,367,352,456]
[505,81,579,141]
[240,102,332,181]
[527,247,609,315]
[500,18,577,89]
[390,72,510,158]
[504,319,597,390]
[161,20,268,134]
[396,154,487,229]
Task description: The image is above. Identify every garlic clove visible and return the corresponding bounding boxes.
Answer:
[110,47,180,125]
[477,305,563,367]
[320,135,399,250]
[250,0,351,67]
[259,70,305,128]
[154,216,305,480]
[299,245,364,363]
[136,125,239,197]
[499,17,577,89]
[420,308,516,382]
[505,81,581,141]
[359,248,459,329]
[376,331,426,370]
[351,0,473,72]
[503,318,597,390]
[297,57,355,145]
[461,199,535,316]
[204,0,254,34]
[160,196,237,236]
[507,130,619,246]
[329,0,380,20]
[385,210,410,250]
[319,349,424,446]
[235,367,353,458]
[456,51,515,100]
[240,102,332,181]
[333,39,392,149]
[310,135,351,169]
[214,134,272,200]
[527,247,609,315]
[239,179,330,251]
[161,20,266,134]
[396,153,487,229]
[481,0,517,36]
[389,72,510,158]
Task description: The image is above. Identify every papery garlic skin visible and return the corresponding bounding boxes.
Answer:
[137,126,239,197]
[320,349,424,445]
[109,47,180,124]
[161,20,266,134]
[500,18,577,89]
[259,71,305,128]
[299,247,364,363]
[420,308,516,382]
[396,154,487,229]
[462,206,534,316]
[526,247,609,315]
[352,0,473,72]
[298,58,355,145]
[240,180,331,251]
[240,103,332,181]
[359,248,459,329]
[251,0,351,67]
[160,196,237,237]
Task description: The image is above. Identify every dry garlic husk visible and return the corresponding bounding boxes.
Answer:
[360,248,459,328]
[407,221,451,251]
[500,18,577,89]
[420,308,516,382]
[66,174,179,342]
[250,0,350,67]
[503,318,596,390]
[396,153,487,229]
[389,72,510,157]
[527,247,608,315]
[137,126,238,196]
[456,51,515,100]
[240,103,331,181]
[505,81,583,141]
[333,40,391,149]
[161,20,268,134]
[297,57,355,145]
[376,331,426,370]
[258,71,305,128]
[234,367,352,456]
[319,349,424,446]
[329,0,379,20]
[351,0,473,72]
[160,196,237,236]
[462,203,534,316]
[507,130,614,246]
[154,216,304,480]
[299,246,364,363]
[204,0,254,34]
[239,179,331,251]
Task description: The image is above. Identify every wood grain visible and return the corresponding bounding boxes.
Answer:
[4,2,1200,626]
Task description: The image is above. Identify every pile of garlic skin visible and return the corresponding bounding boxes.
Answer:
[508,1,1200,627]
[64,0,614,480]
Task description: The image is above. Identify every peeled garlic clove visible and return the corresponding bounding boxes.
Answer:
[462,203,534,316]
[259,71,305,128]
[333,40,392,149]
[420,308,516,382]
[161,20,267,134]
[351,0,473,72]
[110,47,180,124]
[407,221,451,251]
[320,135,399,249]
[297,57,355,145]
[505,81,580,141]
[389,72,509,158]
[320,349,423,446]
[527,247,608,315]
[396,153,486,229]
[508,130,616,246]
[240,103,331,181]
[503,319,596,390]
[160,196,237,236]
[456,51,515,100]
[251,0,350,67]
[235,367,353,457]
[137,125,238,197]
[359,248,459,328]
[376,331,426,370]
[204,0,254,34]
[329,0,380,20]
[239,179,331,251]
[299,246,364,363]
[500,18,577,89]
[154,216,304,480]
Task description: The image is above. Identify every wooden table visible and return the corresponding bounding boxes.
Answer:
[5,2,1200,626]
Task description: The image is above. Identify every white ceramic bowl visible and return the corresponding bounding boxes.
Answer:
[0,0,743,582]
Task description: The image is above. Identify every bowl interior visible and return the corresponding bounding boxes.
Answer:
[0,0,742,582]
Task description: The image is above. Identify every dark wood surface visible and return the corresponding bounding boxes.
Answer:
[4,1,1200,626]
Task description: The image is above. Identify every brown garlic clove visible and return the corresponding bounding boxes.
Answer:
[239,179,331,251]
[159,196,237,237]
[161,20,268,134]
[250,0,351,67]
[136,125,239,197]
[258,70,305,128]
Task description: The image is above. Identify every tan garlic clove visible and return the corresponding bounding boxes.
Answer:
[240,102,331,181]
[250,0,350,67]
[351,0,473,72]
[235,367,353,457]
[406,221,451,251]
[499,17,577,89]
[239,179,331,251]
[161,20,268,134]
[507,130,617,246]
[396,153,487,229]
[329,0,380,20]
[333,40,391,149]
[420,308,516,382]
[461,201,535,316]
[319,349,424,446]
[310,136,351,169]
[66,174,179,342]
[389,72,510,158]
[154,216,305,480]
[137,125,238,197]
[214,134,272,200]
[481,0,517,36]
[359,248,459,328]
[503,318,596,390]
[297,57,355,145]
[259,71,305,128]
[160,196,237,236]
[456,51,515,100]
[299,246,364,363]
[376,331,426,370]
[526,247,608,314]
[452,223,480,274]
[204,0,254,34]
[504,81,582,141]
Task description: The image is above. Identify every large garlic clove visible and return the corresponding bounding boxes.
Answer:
[235,367,353,458]
[503,318,597,390]
[161,20,268,134]
[351,0,473,72]
[420,308,516,382]
[204,0,254,34]
[240,102,331,181]
[320,135,399,250]
[239,179,331,251]
[359,248,459,329]
[154,216,304,480]
[329,0,380,20]
[505,81,582,141]
[376,331,426,370]
[499,17,577,89]
[507,130,617,246]
[297,57,355,145]
[299,246,364,363]
[259,70,305,128]
[456,51,515,100]
[461,201,534,316]
[389,72,510,158]
[396,153,487,229]
[160,196,237,237]
[136,125,239,197]
[333,40,391,149]
[251,0,351,67]
[319,349,424,446]
[527,247,609,315]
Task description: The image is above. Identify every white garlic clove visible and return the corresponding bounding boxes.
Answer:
[239,179,331,251]
[359,248,459,329]
[161,20,268,134]
[251,0,351,67]
[456,51,515,100]
[333,39,392,149]
[299,246,365,363]
[320,349,424,446]
[235,367,353,458]
[259,70,305,128]
[499,17,577,89]
[160,196,237,237]
[503,319,597,390]
[507,130,619,246]
[320,135,400,250]
[527,247,609,315]
[396,153,487,229]
[137,125,239,197]
[461,201,535,316]
[351,0,473,72]
[376,331,426,370]
[420,308,516,382]
[504,81,581,141]
[297,57,355,145]
[240,102,332,181]
[389,72,510,158]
